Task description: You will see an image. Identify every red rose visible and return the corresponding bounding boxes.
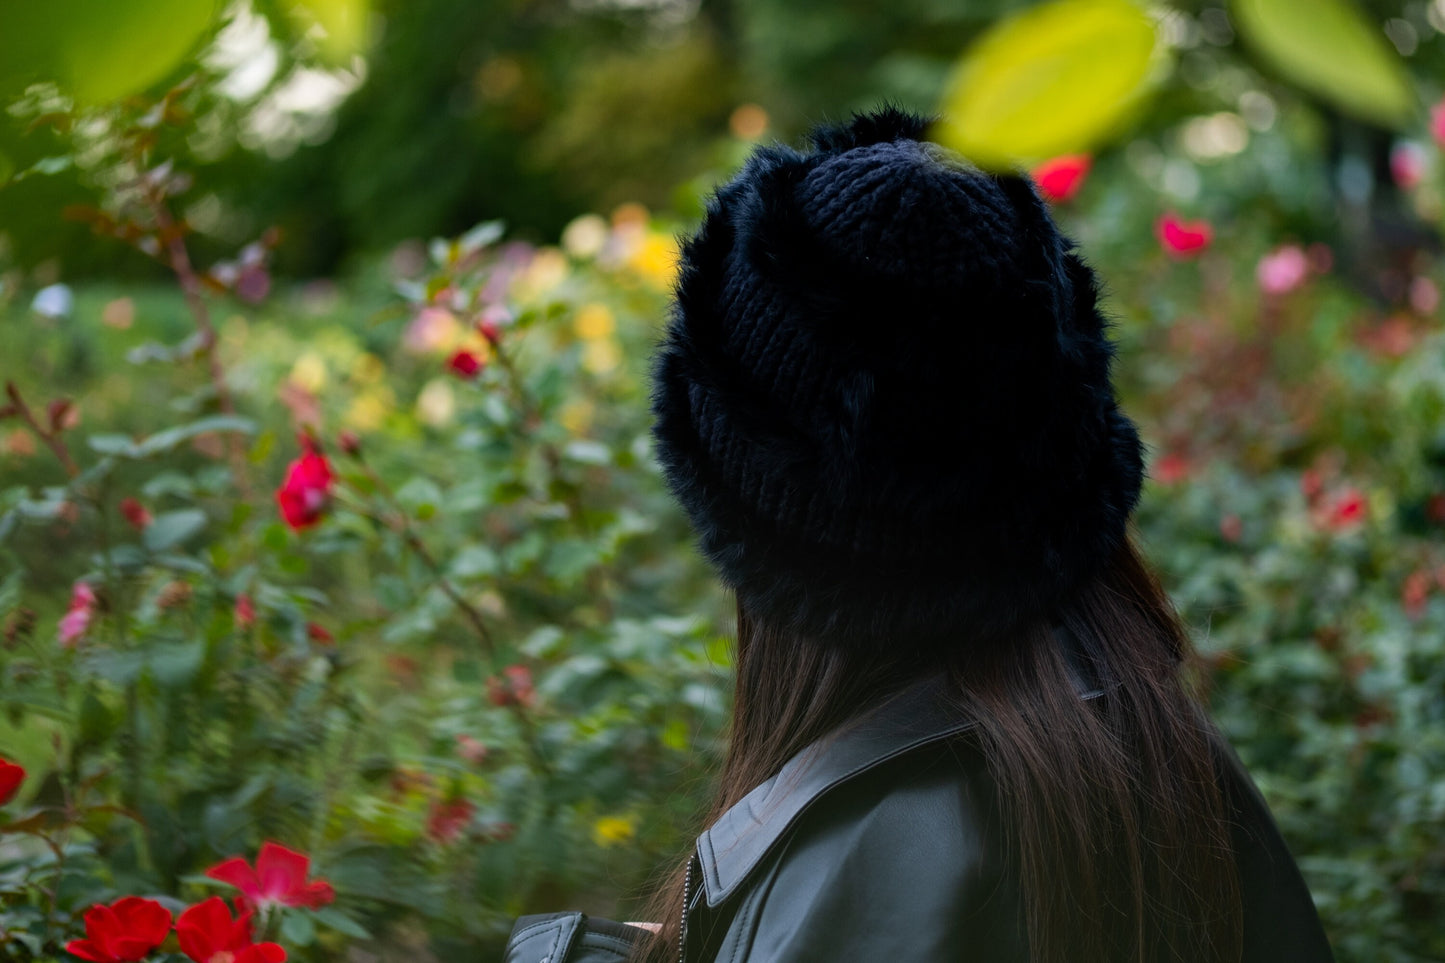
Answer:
[1320,487,1367,531]
[119,497,152,531]
[487,664,536,708]
[275,446,335,531]
[65,896,172,963]
[1152,452,1190,486]
[205,841,335,910]
[0,756,25,806]
[1156,213,1213,258]
[176,897,286,963]
[1032,154,1091,204]
[447,349,486,379]
[426,798,476,844]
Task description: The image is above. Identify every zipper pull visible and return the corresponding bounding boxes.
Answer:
[679,857,692,963]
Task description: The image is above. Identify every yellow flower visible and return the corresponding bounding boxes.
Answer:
[346,388,395,431]
[558,399,595,436]
[582,338,621,375]
[627,232,679,290]
[351,353,387,384]
[416,378,457,427]
[593,815,636,848]
[290,352,328,393]
[574,303,616,341]
[515,247,569,302]
[562,214,610,259]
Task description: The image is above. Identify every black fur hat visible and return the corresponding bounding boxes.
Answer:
[648,107,1145,650]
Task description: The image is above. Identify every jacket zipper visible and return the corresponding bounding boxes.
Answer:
[678,857,692,963]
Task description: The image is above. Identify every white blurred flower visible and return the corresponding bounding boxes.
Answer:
[32,283,74,319]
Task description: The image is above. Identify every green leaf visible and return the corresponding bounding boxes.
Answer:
[450,545,499,579]
[0,569,22,618]
[144,509,208,552]
[280,910,318,946]
[313,907,371,939]
[458,220,506,254]
[562,440,612,466]
[88,435,140,457]
[286,0,372,64]
[134,416,256,458]
[0,1,221,103]
[149,639,207,688]
[934,0,1161,166]
[1230,0,1414,128]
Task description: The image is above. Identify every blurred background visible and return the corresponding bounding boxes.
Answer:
[0,1,1443,961]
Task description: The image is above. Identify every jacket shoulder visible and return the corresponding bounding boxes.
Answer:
[722,740,1029,962]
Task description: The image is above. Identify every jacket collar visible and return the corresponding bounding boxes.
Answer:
[694,622,1109,908]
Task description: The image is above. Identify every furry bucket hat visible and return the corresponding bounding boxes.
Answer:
[648,108,1145,650]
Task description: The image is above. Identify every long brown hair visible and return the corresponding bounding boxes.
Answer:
[631,533,1243,963]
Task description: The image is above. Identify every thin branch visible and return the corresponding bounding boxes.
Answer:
[3,382,79,478]
[147,191,252,497]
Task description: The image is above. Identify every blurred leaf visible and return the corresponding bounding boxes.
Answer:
[287,0,371,64]
[313,907,371,939]
[149,640,206,688]
[134,416,255,458]
[0,0,221,103]
[934,0,1160,166]
[0,570,21,618]
[88,435,140,457]
[458,220,506,255]
[280,909,317,946]
[1230,0,1414,128]
[450,545,499,579]
[144,509,208,552]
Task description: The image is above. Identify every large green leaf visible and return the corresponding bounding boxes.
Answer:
[0,1,221,104]
[1230,0,1415,128]
[934,0,1160,167]
[287,0,371,64]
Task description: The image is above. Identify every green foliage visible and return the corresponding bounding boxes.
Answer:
[935,0,1163,165]
[0,3,1443,962]
[1230,0,1416,127]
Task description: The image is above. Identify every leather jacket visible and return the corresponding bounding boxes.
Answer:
[504,634,1336,963]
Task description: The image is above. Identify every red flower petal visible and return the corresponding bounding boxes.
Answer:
[110,897,173,950]
[0,758,24,806]
[447,349,485,379]
[275,450,335,531]
[177,896,250,962]
[1032,154,1091,203]
[237,944,288,963]
[68,898,171,962]
[206,857,263,902]
[1156,213,1213,258]
[299,880,336,909]
[64,939,114,962]
[119,497,152,531]
[256,842,311,903]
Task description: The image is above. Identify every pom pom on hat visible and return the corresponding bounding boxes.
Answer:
[649,108,1145,651]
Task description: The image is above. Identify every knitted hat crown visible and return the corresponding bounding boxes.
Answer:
[649,108,1145,650]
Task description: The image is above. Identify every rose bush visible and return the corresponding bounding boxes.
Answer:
[1,11,1444,963]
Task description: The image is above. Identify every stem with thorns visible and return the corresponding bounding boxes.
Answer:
[146,193,252,496]
[3,382,79,478]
